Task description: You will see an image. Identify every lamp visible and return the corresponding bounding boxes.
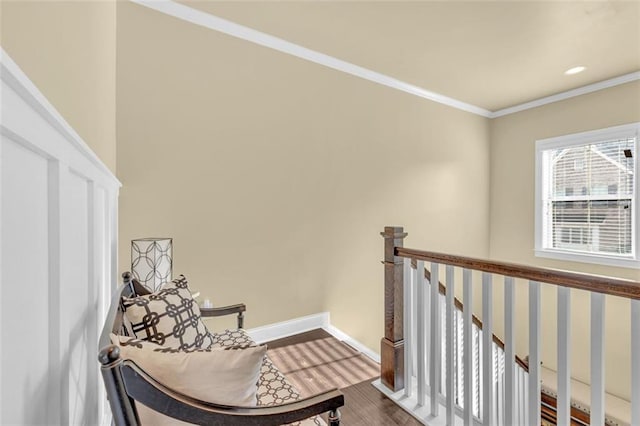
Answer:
[131,237,173,292]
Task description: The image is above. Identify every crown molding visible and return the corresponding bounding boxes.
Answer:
[490,72,640,118]
[132,1,639,120]
[130,0,492,117]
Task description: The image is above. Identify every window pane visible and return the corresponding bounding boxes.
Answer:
[539,127,639,263]
[551,200,632,255]
[544,136,636,257]
[551,138,635,198]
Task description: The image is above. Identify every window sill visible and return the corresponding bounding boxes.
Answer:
[535,249,640,269]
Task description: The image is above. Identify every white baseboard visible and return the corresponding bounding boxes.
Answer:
[246,312,381,364]
[246,312,330,344]
[324,324,380,363]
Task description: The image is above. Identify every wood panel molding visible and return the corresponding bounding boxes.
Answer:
[1,48,120,426]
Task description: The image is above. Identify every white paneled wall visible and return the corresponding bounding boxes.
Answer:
[0,48,120,425]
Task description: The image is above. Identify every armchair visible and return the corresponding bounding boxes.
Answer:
[99,272,344,425]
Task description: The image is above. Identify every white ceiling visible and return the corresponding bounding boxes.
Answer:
[179,0,640,112]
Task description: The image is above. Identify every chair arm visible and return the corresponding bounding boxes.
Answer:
[120,361,344,426]
[200,304,246,328]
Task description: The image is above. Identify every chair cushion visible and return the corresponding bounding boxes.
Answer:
[121,275,214,350]
[210,328,256,349]
[111,334,267,425]
[210,329,324,426]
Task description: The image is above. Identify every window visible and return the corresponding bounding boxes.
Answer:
[535,123,640,268]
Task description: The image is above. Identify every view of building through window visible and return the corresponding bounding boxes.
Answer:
[544,138,635,256]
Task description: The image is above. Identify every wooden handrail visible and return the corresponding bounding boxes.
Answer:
[397,247,640,300]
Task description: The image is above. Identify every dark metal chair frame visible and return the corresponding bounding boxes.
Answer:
[98,272,344,425]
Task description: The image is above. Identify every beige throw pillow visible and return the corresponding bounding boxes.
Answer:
[111,334,266,425]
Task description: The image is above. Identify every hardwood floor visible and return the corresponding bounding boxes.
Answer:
[337,380,423,426]
[266,329,422,426]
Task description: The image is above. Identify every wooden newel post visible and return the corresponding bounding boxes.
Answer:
[380,226,408,391]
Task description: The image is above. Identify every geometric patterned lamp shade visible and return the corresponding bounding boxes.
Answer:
[131,238,173,292]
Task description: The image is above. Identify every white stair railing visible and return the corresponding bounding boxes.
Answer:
[404,260,530,425]
[381,234,640,426]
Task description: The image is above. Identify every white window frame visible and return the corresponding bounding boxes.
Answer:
[535,122,640,269]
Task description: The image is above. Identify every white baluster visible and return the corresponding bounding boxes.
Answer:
[632,299,640,426]
[557,287,571,426]
[504,277,515,425]
[417,260,427,406]
[463,269,473,426]
[426,265,431,389]
[590,292,605,425]
[445,265,455,425]
[524,366,529,425]
[519,366,525,425]
[430,262,441,416]
[482,272,493,426]
[528,281,541,426]
[497,363,503,426]
[413,266,418,383]
[476,325,481,419]
[441,294,447,409]
[457,309,464,407]
[403,257,413,398]
[496,352,501,426]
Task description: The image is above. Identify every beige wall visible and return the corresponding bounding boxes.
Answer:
[1,0,117,173]
[489,80,640,400]
[116,2,490,352]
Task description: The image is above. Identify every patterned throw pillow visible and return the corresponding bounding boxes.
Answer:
[121,275,214,350]
[111,334,267,425]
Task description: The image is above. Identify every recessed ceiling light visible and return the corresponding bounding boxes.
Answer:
[565,66,586,75]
